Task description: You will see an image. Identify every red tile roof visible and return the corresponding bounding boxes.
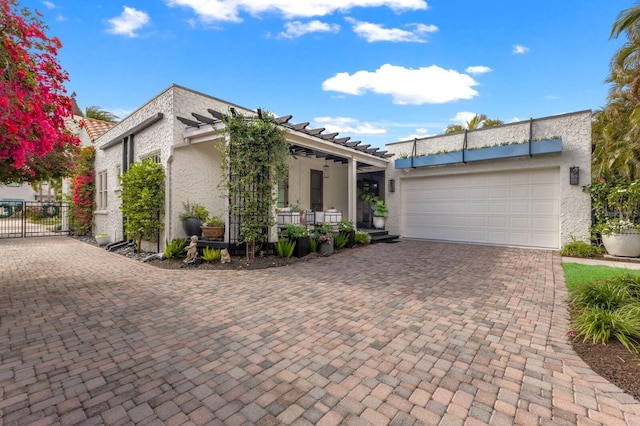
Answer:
[83,117,116,142]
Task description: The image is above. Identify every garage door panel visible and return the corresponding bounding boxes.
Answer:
[401,168,560,249]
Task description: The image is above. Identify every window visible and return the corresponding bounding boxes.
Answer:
[277,179,289,208]
[97,170,108,210]
[122,135,134,173]
[141,151,161,163]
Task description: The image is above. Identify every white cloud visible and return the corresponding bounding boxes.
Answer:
[346,17,437,42]
[43,1,55,9]
[322,64,479,105]
[399,127,432,141]
[451,111,477,124]
[107,6,150,37]
[545,94,560,100]
[314,116,387,135]
[165,0,428,23]
[279,20,340,39]
[513,44,529,54]
[465,65,492,74]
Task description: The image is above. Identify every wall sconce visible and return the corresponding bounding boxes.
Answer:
[323,162,330,179]
[388,179,395,193]
[569,166,579,185]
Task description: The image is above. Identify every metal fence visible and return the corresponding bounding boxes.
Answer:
[0,201,70,238]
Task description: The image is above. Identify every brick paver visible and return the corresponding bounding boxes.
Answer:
[1,237,640,425]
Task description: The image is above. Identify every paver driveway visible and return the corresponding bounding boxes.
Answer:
[1,238,639,425]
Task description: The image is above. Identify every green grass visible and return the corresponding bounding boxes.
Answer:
[563,262,640,290]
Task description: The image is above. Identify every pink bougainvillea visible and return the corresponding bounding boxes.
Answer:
[0,0,79,181]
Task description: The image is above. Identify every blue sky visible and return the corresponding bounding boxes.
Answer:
[25,0,629,149]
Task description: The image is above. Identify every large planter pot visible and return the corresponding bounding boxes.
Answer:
[201,226,224,239]
[373,216,385,229]
[95,234,110,246]
[292,236,310,258]
[182,218,202,237]
[319,241,334,255]
[602,229,640,257]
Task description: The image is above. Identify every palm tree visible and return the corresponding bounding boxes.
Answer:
[85,106,119,123]
[611,2,640,39]
[444,114,503,134]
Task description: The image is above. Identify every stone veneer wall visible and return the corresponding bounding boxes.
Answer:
[384,110,592,248]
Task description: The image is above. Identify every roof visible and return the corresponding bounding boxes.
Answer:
[83,117,116,142]
[177,109,393,161]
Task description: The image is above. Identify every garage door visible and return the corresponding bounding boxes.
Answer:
[401,168,560,249]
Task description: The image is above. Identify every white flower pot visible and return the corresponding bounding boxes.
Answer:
[95,234,110,246]
[373,216,385,229]
[602,229,640,257]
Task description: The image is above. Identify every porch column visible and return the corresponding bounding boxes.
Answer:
[347,157,357,224]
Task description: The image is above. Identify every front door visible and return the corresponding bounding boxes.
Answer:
[310,169,323,211]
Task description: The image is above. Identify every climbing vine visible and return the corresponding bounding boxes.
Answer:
[219,110,290,261]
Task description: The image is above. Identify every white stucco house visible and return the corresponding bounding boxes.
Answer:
[92,84,391,251]
[93,82,591,252]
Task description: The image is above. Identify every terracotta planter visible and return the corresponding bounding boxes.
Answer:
[201,226,224,239]
[602,229,640,257]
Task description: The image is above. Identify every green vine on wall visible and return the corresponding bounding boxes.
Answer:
[119,158,165,253]
[219,109,290,261]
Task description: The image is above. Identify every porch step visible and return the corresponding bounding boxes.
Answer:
[361,228,401,244]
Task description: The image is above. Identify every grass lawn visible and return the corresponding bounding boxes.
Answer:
[562,262,640,290]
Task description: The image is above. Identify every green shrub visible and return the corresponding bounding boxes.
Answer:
[275,238,296,258]
[338,219,355,232]
[354,231,370,245]
[569,280,630,311]
[309,237,318,253]
[560,239,603,257]
[164,238,187,259]
[202,247,221,262]
[282,223,308,239]
[334,232,349,250]
[571,305,640,352]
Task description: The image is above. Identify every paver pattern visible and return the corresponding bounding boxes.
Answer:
[1,237,640,425]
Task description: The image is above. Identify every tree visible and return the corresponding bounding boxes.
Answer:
[0,0,80,182]
[592,2,640,180]
[85,106,119,123]
[69,146,95,235]
[445,114,503,134]
[119,159,165,253]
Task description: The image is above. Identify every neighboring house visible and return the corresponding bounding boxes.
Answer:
[0,109,114,204]
[92,84,391,251]
[384,110,592,249]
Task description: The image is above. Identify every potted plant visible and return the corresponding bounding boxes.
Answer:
[95,233,110,246]
[201,214,225,239]
[338,219,356,248]
[372,199,388,229]
[315,224,334,255]
[281,223,309,258]
[585,180,640,257]
[180,201,209,237]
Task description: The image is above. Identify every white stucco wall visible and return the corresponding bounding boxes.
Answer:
[93,84,251,249]
[384,110,592,247]
[287,157,349,214]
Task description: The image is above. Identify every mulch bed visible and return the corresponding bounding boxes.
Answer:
[147,251,325,270]
[571,338,640,401]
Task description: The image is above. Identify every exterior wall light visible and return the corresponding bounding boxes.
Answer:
[388,179,395,193]
[570,166,579,185]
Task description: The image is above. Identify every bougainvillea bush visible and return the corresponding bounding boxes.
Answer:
[69,146,94,235]
[0,0,79,182]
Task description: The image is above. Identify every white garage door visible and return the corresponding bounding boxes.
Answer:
[401,168,560,249]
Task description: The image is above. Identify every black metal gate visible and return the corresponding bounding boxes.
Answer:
[0,201,70,238]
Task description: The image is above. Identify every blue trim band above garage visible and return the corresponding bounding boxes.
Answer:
[100,113,164,150]
[394,138,562,169]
